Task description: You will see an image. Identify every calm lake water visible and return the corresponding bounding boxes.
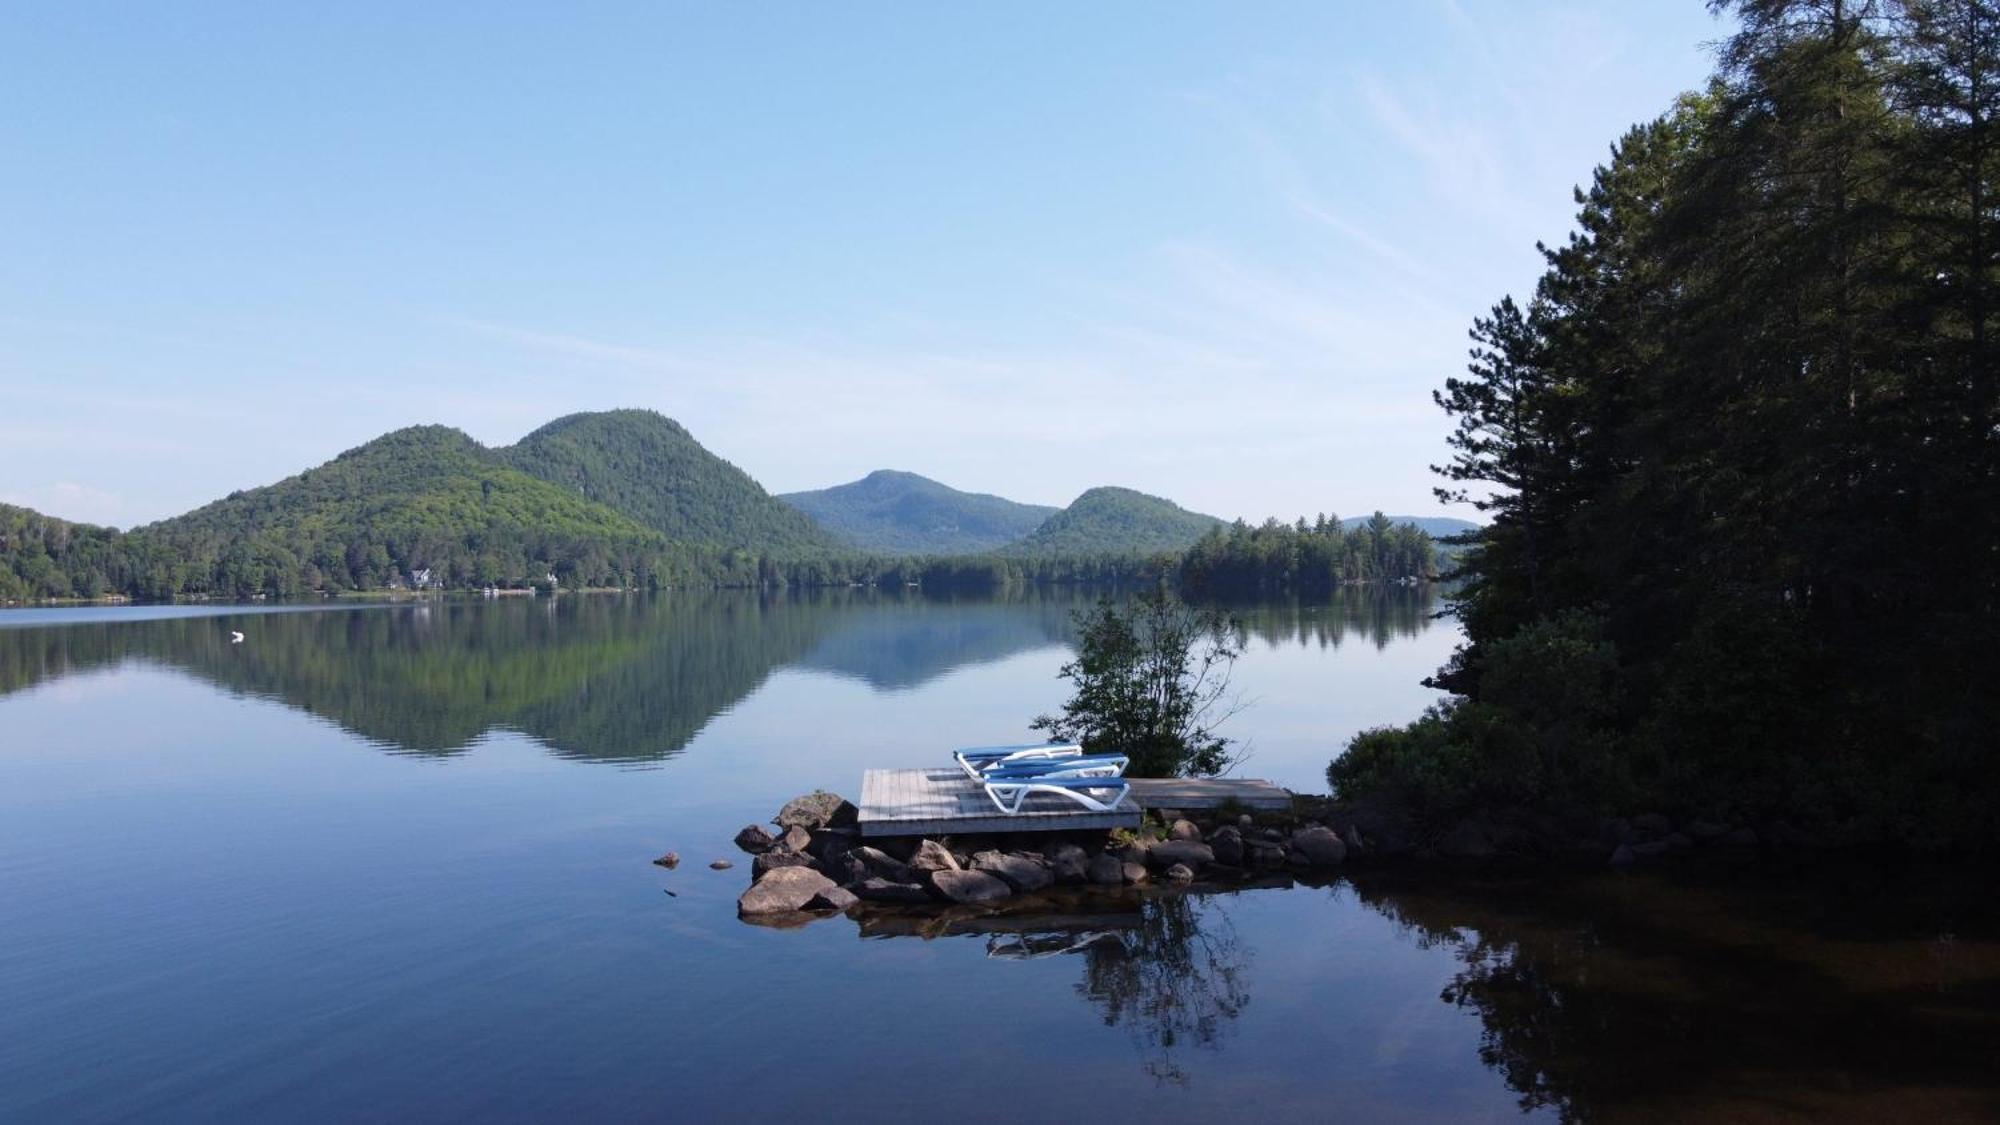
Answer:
[1,589,1995,1122]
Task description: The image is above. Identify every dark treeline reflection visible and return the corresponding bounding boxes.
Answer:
[0,587,1436,764]
[849,865,2000,1116]
[1348,867,2000,1122]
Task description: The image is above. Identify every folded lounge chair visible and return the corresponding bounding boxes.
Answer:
[953,742,1083,780]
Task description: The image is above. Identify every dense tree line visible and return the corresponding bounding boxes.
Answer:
[1179,512,1440,597]
[1334,0,2000,850]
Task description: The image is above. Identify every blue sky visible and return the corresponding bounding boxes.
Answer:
[1,2,1726,528]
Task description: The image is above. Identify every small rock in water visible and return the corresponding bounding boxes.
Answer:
[1164,862,1195,883]
[653,852,681,869]
[709,859,733,870]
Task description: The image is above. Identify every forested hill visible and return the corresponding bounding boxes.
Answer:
[505,410,841,555]
[1005,486,1224,556]
[779,470,1058,555]
[0,503,124,601]
[128,425,678,596]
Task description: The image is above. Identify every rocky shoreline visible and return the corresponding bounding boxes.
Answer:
[727,789,1360,922]
[712,788,1841,924]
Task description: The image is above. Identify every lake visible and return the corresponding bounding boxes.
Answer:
[1,589,1995,1122]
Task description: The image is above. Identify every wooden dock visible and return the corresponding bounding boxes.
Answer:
[855,768,1294,837]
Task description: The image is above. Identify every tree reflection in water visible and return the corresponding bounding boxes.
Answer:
[1072,892,1252,1084]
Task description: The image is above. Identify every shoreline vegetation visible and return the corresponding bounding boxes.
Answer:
[1331,3,2000,857]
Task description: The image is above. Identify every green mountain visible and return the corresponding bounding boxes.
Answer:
[778,470,1058,555]
[505,409,841,556]
[1006,486,1224,557]
[129,425,676,595]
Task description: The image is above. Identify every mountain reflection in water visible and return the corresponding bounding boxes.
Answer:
[0,586,1435,764]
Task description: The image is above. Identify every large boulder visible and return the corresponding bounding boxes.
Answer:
[929,869,1013,905]
[1210,826,1244,867]
[909,839,961,873]
[1290,826,1347,866]
[971,851,1053,892]
[733,825,776,854]
[774,791,858,832]
[738,866,835,916]
[752,849,817,879]
[1147,840,1214,870]
[1087,852,1125,886]
[1048,844,1089,884]
[819,852,870,886]
[850,846,919,885]
[851,878,932,904]
[807,828,858,862]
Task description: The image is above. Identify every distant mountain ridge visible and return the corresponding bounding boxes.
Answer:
[1339,515,1481,539]
[779,470,1057,555]
[1005,486,1224,557]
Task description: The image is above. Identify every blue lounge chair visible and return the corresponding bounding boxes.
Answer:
[953,742,1082,780]
[980,754,1129,780]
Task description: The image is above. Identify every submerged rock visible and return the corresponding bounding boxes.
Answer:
[738,866,835,916]
[774,791,858,832]
[653,852,681,869]
[971,851,1053,892]
[733,825,776,854]
[929,868,1013,905]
